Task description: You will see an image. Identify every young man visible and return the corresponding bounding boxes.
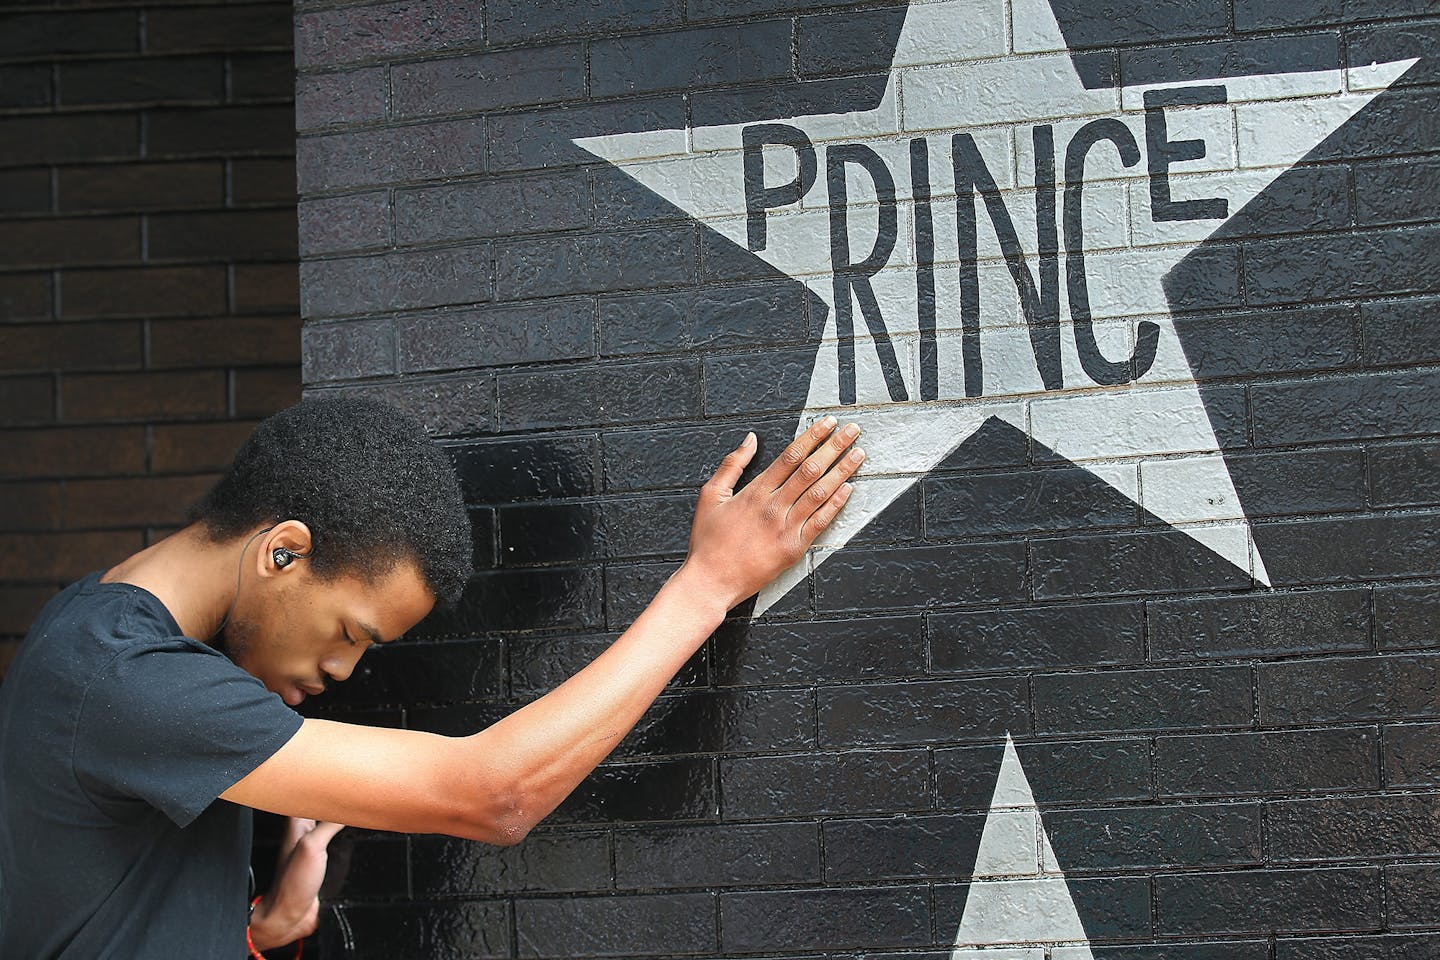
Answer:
[0,397,865,958]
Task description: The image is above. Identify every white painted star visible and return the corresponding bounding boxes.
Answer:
[576,0,1416,614]
[951,733,1091,959]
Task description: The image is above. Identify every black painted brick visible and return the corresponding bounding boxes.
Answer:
[818,676,1030,747]
[598,282,809,357]
[613,822,820,888]
[418,565,604,636]
[823,814,982,882]
[1033,664,1252,734]
[1122,32,1341,86]
[495,226,695,299]
[1049,0,1227,46]
[331,901,510,960]
[510,632,706,699]
[1155,728,1378,797]
[398,300,595,374]
[929,600,1143,674]
[1251,369,1440,445]
[297,192,389,257]
[498,358,701,430]
[1361,294,1440,366]
[814,541,1028,611]
[703,347,819,417]
[1267,793,1440,861]
[486,98,686,172]
[1243,226,1440,306]
[1255,513,1440,583]
[600,417,792,492]
[1033,528,1252,600]
[1355,155,1440,227]
[301,246,492,319]
[619,688,814,758]
[487,0,683,46]
[600,493,693,559]
[1349,19,1440,89]
[323,638,505,709]
[1046,802,1262,871]
[310,375,494,437]
[550,757,717,824]
[1277,933,1440,960]
[295,3,484,68]
[1376,587,1440,653]
[797,7,910,78]
[394,172,592,244]
[713,614,925,687]
[410,831,611,897]
[296,119,487,194]
[1235,0,1435,30]
[591,21,792,98]
[720,886,930,953]
[496,501,602,566]
[294,67,387,131]
[721,749,931,818]
[1076,943,1270,960]
[925,465,1139,538]
[1368,441,1440,509]
[392,45,585,118]
[603,560,680,627]
[1217,447,1368,517]
[1156,867,1381,935]
[1147,588,1370,660]
[1259,654,1440,724]
[1383,721,1440,787]
[936,738,1153,810]
[1386,862,1440,927]
[448,435,599,504]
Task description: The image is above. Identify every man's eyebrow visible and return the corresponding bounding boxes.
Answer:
[358,622,390,645]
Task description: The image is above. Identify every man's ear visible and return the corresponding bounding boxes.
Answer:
[257,519,314,578]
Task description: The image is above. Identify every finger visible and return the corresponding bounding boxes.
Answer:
[754,415,839,491]
[792,443,865,526]
[704,432,757,496]
[801,482,855,543]
[776,421,861,507]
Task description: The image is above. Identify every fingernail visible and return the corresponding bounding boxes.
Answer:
[849,447,866,462]
[744,431,756,447]
[842,422,860,440]
[819,414,837,429]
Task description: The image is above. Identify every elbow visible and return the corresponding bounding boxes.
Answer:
[454,778,538,846]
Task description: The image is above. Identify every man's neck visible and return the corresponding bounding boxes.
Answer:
[100,524,243,644]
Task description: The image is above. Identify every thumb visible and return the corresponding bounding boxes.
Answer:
[706,432,757,495]
[308,821,346,848]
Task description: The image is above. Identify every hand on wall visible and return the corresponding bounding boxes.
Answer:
[683,416,865,611]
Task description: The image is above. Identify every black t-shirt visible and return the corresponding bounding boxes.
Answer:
[0,572,304,959]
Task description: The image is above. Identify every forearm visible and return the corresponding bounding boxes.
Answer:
[460,562,730,835]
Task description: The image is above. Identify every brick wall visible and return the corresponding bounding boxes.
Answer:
[0,0,302,677]
[296,0,1440,956]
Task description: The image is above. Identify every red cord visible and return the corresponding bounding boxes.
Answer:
[247,895,304,960]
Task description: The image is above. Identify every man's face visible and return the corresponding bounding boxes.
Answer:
[219,558,436,706]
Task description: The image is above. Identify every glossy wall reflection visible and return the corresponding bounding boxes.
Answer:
[295,0,1440,956]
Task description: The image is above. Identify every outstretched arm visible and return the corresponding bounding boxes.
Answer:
[221,417,865,842]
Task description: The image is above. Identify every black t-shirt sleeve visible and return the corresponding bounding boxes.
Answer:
[72,639,304,827]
